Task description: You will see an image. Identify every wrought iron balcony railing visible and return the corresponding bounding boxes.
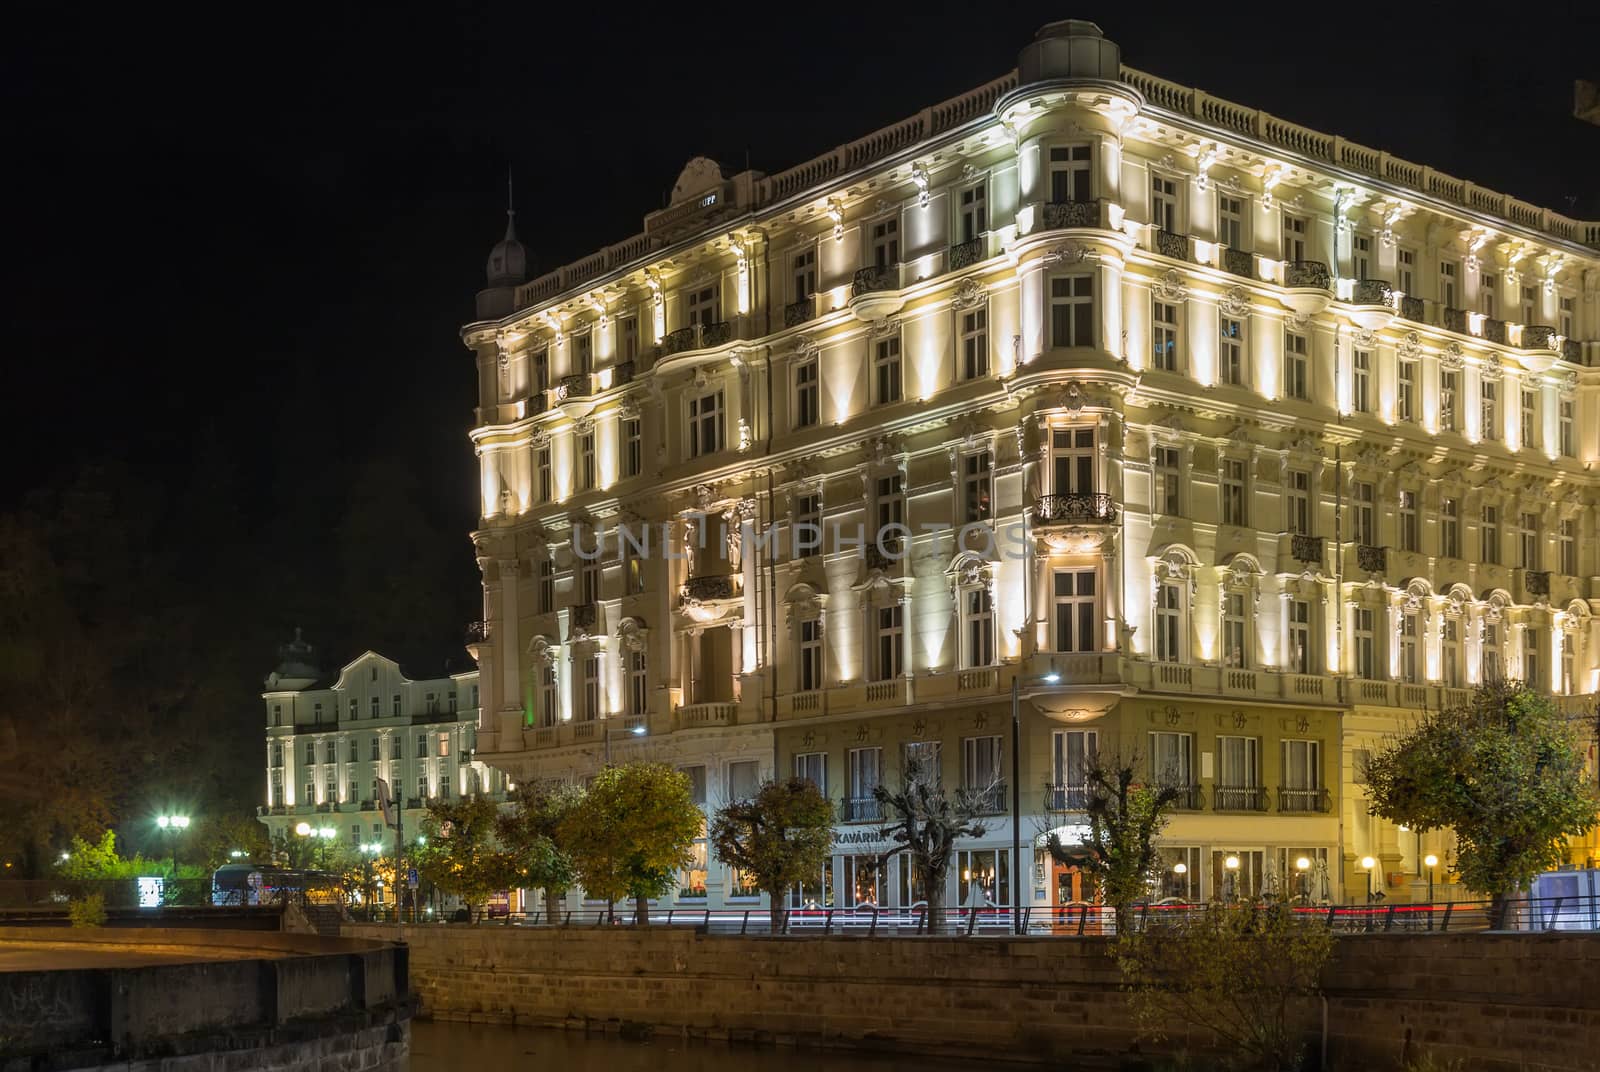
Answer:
[1562,338,1582,362]
[841,797,882,822]
[464,620,489,645]
[960,782,1007,815]
[1041,198,1101,229]
[1168,785,1205,811]
[611,360,635,386]
[555,374,591,401]
[784,297,815,327]
[1043,783,1092,811]
[1400,295,1426,322]
[1525,569,1551,597]
[1482,317,1507,345]
[1154,228,1191,261]
[1291,534,1325,565]
[660,326,695,355]
[1356,544,1388,574]
[1522,325,1559,351]
[949,237,983,270]
[524,392,548,417]
[1442,307,1470,334]
[851,264,899,296]
[1350,278,1393,306]
[1222,246,1253,278]
[864,538,904,573]
[1283,260,1331,290]
[680,574,737,602]
[1278,787,1331,814]
[570,602,598,631]
[701,320,733,348]
[1033,493,1117,525]
[1213,785,1269,812]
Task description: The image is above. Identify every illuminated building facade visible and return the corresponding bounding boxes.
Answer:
[464,21,1599,910]
[259,634,506,855]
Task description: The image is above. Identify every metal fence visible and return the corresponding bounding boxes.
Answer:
[0,876,348,912]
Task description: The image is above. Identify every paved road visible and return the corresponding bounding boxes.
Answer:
[0,942,283,970]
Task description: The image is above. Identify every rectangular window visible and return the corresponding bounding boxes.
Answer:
[619,316,638,362]
[1352,234,1371,281]
[1518,512,1539,570]
[538,557,555,613]
[727,760,760,802]
[1151,173,1179,232]
[794,492,821,559]
[792,248,816,300]
[873,336,902,405]
[686,284,718,328]
[1397,359,1417,423]
[1482,505,1500,565]
[870,216,899,267]
[1221,457,1248,527]
[848,747,882,810]
[1520,285,1536,325]
[962,587,995,669]
[369,696,380,718]
[1281,214,1307,262]
[798,618,823,691]
[1441,498,1460,558]
[1154,446,1181,516]
[1524,629,1541,690]
[958,184,987,242]
[1214,736,1260,810]
[1052,569,1098,653]
[1222,591,1249,668]
[1397,248,1416,295]
[370,736,380,761]
[1048,144,1092,203]
[1151,300,1180,372]
[963,452,992,523]
[873,605,903,681]
[794,752,827,794]
[1154,582,1183,664]
[1521,388,1537,451]
[1283,331,1309,400]
[1051,729,1098,806]
[962,736,1002,794]
[580,656,600,722]
[1481,380,1499,441]
[1559,518,1576,575]
[1441,617,1462,688]
[1480,272,1498,318]
[1288,599,1314,674]
[875,474,904,534]
[1352,349,1371,413]
[1049,275,1094,348]
[1217,194,1244,248]
[628,650,647,717]
[621,417,642,478]
[1352,481,1375,545]
[794,357,819,428]
[1285,469,1312,535]
[572,330,593,374]
[1439,369,1458,432]
[1439,260,1458,308]
[1219,316,1244,386]
[1051,427,1097,494]
[532,348,549,393]
[1354,607,1376,679]
[843,855,885,907]
[1400,611,1420,683]
[577,430,595,490]
[960,307,988,379]
[1282,739,1321,794]
[1559,399,1575,457]
[539,662,557,726]
[1399,490,1419,552]
[579,558,601,604]
[903,741,942,789]
[1482,620,1502,683]
[689,390,724,457]
[1559,296,1575,338]
[1147,731,1193,788]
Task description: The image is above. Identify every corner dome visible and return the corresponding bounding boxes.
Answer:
[486,211,528,288]
[1017,19,1122,86]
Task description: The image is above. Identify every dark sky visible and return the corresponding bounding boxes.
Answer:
[5,0,1598,533]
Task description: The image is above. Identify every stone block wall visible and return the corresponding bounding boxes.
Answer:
[347,924,1600,1071]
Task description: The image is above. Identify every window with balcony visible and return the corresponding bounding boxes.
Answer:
[798,618,823,691]
[904,741,942,789]
[1354,607,1377,679]
[1219,316,1245,386]
[1221,457,1248,527]
[1217,194,1245,249]
[1152,300,1180,372]
[960,307,988,379]
[870,216,899,267]
[873,336,902,405]
[1351,233,1371,282]
[1480,272,1498,318]
[579,655,600,722]
[1398,358,1417,423]
[572,330,593,374]
[1048,144,1092,203]
[847,747,882,821]
[1222,591,1250,669]
[1288,598,1314,674]
[1281,214,1307,262]
[1482,506,1500,565]
[1215,736,1260,810]
[1283,331,1309,400]
[1052,569,1098,653]
[1154,581,1184,664]
[794,356,819,428]
[1559,518,1576,575]
[1148,731,1193,789]
[794,752,827,795]
[1520,285,1536,325]
[689,390,724,457]
[686,284,717,329]
[532,348,549,394]
[1051,729,1097,809]
[1154,446,1182,516]
[1352,349,1371,413]
[1559,399,1575,457]
[871,604,903,682]
[1281,740,1322,810]
[962,452,992,524]
[1399,490,1419,552]
[618,316,638,363]
[1051,427,1096,495]
[1481,380,1499,441]
[1285,469,1312,535]
[958,184,987,242]
[792,248,816,300]
[1518,512,1540,570]
[1560,296,1575,338]
[963,736,1002,806]
[1352,481,1374,546]
[1049,275,1094,348]
[627,650,647,717]
[1399,610,1420,684]
[1482,618,1502,682]
[1439,260,1458,308]
[794,492,821,559]
[577,429,595,490]
[1151,173,1179,232]
[1441,498,1460,558]
[537,661,557,725]
[961,587,995,669]
[1397,248,1416,296]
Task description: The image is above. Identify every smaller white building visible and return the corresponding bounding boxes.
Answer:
[258,632,507,852]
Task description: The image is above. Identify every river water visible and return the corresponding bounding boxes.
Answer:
[411,1020,979,1071]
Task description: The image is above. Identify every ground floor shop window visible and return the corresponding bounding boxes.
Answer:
[957,849,1010,907]
[789,859,833,910]
[1153,845,1201,902]
[727,866,759,900]
[1210,849,1265,902]
[1276,847,1332,903]
[896,851,928,907]
[679,820,708,899]
[843,854,885,907]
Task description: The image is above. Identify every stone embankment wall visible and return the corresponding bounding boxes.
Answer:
[346,924,1600,1072]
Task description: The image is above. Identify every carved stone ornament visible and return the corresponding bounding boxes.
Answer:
[792,333,817,360]
[1440,343,1465,371]
[497,352,510,371]
[1558,370,1578,397]
[1397,330,1423,361]
[951,277,987,310]
[693,484,717,511]
[1061,382,1085,414]
[864,435,900,468]
[1352,327,1376,348]
[1153,268,1189,302]
[871,316,901,339]
[1043,242,1090,267]
[1480,353,1504,383]
[1287,311,1310,330]
[1219,285,1250,318]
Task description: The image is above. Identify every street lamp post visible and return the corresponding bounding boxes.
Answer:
[1010,668,1061,936]
[1360,855,1377,903]
[1295,856,1312,906]
[1224,854,1240,903]
[155,814,191,873]
[1424,854,1438,906]
[1172,861,1188,902]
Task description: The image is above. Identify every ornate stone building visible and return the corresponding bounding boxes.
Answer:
[462,21,1599,910]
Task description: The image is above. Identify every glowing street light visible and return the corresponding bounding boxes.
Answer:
[1360,855,1377,903]
[1224,854,1240,903]
[1295,856,1312,905]
[1424,854,1439,905]
[155,814,191,873]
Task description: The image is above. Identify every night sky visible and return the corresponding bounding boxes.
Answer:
[4,1,1598,647]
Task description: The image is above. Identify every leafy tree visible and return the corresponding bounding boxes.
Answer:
[497,781,583,921]
[57,831,169,880]
[412,796,514,922]
[187,813,273,873]
[558,762,700,925]
[1045,751,1181,933]
[1364,681,1599,917]
[1116,902,1333,1072]
[873,757,988,931]
[710,777,834,933]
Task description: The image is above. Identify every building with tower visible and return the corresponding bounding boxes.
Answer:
[461,20,1600,912]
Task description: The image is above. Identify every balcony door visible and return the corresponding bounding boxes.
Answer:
[1051,427,1096,495]
[690,627,732,704]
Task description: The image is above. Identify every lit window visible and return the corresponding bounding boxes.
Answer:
[958,184,987,242]
[1480,380,1499,441]
[1048,145,1092,204]
[1154,446,1182,516]
[1283,331,1309,400]
[960,307,989,379]
[1219,317,1245,387]
[873,337,902,405]
[1049,275,1094,348]
[962,452,992,524]
[1439,369,1458,432]
[1151,173,1179,233]
[794,357,819,428]
[689,390,724,457]
[1151,300,1180,372]
[1052,570,1097,653]
[1352,349,1371,413]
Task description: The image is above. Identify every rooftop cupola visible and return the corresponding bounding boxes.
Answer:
[1016,19,1122,87]
[476,173,528,320]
